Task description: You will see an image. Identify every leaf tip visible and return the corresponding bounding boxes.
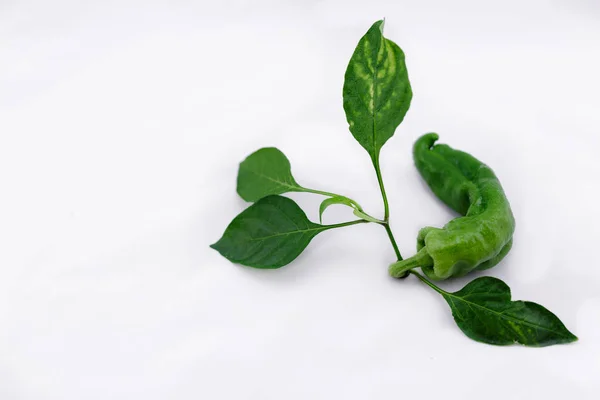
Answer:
[565,331,579,343]
[372,19,385,33]
[209,240,222,252]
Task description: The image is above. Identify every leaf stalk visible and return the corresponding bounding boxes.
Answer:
[372,156,403,261]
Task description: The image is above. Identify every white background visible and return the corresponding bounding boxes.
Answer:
[1,0,599,398]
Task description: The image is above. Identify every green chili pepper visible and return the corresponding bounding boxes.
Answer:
[389,133,515,280]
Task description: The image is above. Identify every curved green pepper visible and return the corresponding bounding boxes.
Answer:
[389,133,515,280]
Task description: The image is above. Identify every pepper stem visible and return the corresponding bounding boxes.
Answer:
[388,247,433,278]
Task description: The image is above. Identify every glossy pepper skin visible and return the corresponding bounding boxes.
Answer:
[389,133,515,280]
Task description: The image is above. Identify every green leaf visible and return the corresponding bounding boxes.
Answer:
[343,20,412,159]
[318,196,384,224]
[237,147,302,202]
[318,196,359,224]
[211,195,364,269]
[438,276,578,346]
[353,209,383,224]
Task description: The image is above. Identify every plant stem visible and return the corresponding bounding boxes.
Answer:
[354,209,386,224]
[389,247,433,277]
[302,188,343,198]
[383,223,402,260]
[372,156,402,261]
[410,270,447,295]
[372,157,390,221]
[304,187,386,224]
[302,187,364,212]
[323,219,369,230]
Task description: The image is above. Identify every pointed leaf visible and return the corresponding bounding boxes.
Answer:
[318,196,358,223]
[343,20,412,159]
[442,277,578,346]
[211,195,329,268]
[237,147,302,202]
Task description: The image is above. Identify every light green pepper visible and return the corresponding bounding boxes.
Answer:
[389,133,515,280]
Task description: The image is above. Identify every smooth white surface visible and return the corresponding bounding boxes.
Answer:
[1,0,600,398]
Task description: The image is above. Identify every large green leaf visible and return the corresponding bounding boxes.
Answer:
[211,195,364,269]
[237,147,302,202]
[343,20,412,159]
[437,276,577,346]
